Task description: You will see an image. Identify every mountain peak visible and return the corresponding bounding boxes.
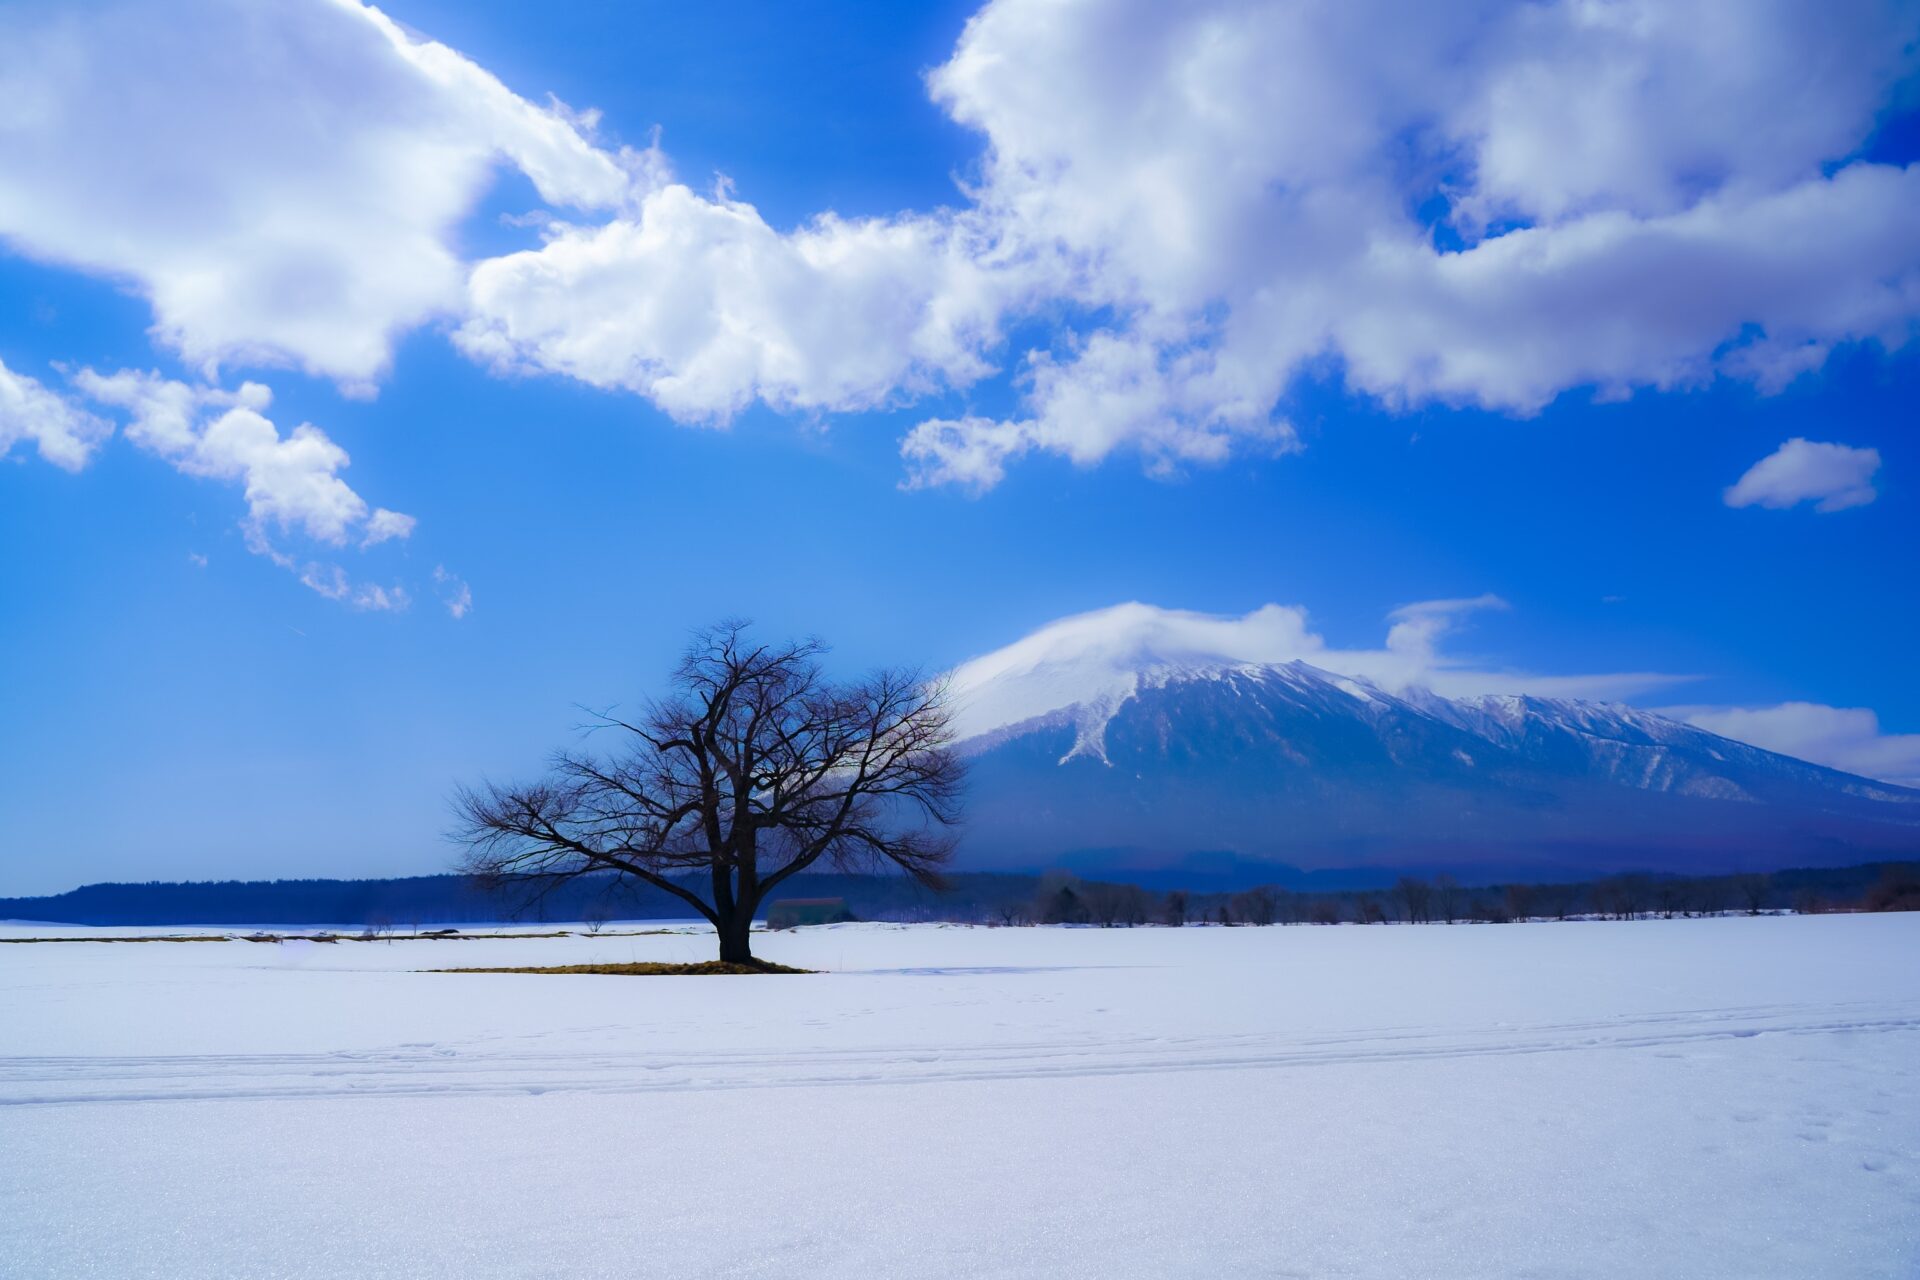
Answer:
[946,602,1326,751]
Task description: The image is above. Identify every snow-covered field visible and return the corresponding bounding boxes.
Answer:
[2,915,1916,1278]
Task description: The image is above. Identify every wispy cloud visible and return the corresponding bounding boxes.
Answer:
[1665,702,1920,788]
[0,356,110,472]
[433,566,473,619]
[70,365,423,615]
[945,600,1693,744]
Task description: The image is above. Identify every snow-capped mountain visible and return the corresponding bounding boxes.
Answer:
[946,605,1920,879]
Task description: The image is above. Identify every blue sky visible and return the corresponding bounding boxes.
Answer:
[2,0,1918,894]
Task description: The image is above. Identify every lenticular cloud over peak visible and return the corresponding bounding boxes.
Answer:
[945,603,1322,742]
[944,601,1687,745]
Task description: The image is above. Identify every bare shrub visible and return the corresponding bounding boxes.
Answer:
[1162,890,1190,927]
[1732,873,1771,916]
[1231,885,1279,926]
[1393,876,1432,923]
[1863,865,1920,912]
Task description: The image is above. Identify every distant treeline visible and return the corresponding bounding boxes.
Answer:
[1013,862,1920,927]
[0,871,1037,927]
[3,862,1915,928]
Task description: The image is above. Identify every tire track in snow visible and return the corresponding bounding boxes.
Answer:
[3,1001,1915,1107]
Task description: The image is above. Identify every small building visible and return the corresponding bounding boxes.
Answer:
[764,898,857,930]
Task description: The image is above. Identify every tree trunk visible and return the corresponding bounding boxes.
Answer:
[716,906,755,965]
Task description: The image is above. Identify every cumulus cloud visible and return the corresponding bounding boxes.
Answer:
[1724,438,1882,512]
[72,370,405,546]
[0,0,627,387]
[1671,703,1920,789]
[0,355,110,471]
[5,0,1919,491]
[902,331,1303,491]
[362,508,418,547]
[460,184,1014,422]
[945,600,1686,743]
[900,0,1920,488]
[69,368,415,606]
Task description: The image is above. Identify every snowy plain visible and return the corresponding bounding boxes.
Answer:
[1,914,1916,1278]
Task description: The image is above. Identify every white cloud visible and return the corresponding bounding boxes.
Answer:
[72,369,409,546]
[0,0,627,387]
[1385,595,1510,663]
[459,183,1011,421]
[433,565,472,619]
[362,508,418,547]
[3,358,418,608]
[69,368,416,606]
[1725,438,1881,512]
[5,1,1918,491]
[1671,703,1920,789]
[903,331,1302,491]
[298,564,410,612]
[0,356,110,472]
[903,0,1920,488]
[946,600,1686,744]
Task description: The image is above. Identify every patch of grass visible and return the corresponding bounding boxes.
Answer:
[427,960,812,976]
[0,935,234,944]
[0,927,688,945]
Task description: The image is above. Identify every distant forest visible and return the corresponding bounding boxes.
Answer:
[3,862,1915,928]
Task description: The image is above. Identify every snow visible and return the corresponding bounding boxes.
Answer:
[945,603,1806,782]
[945,602,1685,754]
[3,915,1917,1277]
[945,601,1325,747]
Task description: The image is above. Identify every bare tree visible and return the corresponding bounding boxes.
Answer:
[1434,874,1461,925]
[1863,865,1920,911]
[1535,883,1575,922]
[1162,889,1190,927]
[1616,873,1653,920]
[455,622,964,965]
[1035,872,1089,925]
[1732,873,1771,916]
[1393,876,1432,924]
[1503,883,1534,922]
[1082,881,1125,927]
[1232,885,1280,926]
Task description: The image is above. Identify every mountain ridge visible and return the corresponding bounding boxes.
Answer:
[946,625,1919,876]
